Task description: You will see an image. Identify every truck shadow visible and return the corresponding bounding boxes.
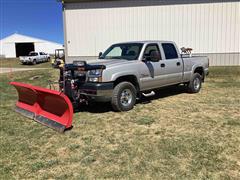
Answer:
[139,85,187,104]
[75,85,187,114]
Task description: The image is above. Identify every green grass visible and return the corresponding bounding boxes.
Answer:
[0,58,52,68]
[0,67,240,179]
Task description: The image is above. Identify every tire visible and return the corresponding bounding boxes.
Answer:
[187,73,202,93]
[32,60,37,65]
[111,82,137,112]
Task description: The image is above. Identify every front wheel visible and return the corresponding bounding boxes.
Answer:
[111,82,137,112]
[187,73,202,93]
[32,60,37,65]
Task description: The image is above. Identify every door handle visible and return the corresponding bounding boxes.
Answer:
[176,62,181,66]
[161,63,165,68]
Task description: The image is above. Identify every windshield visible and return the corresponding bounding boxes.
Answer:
[100,43,143,60]
[29,52,38,56]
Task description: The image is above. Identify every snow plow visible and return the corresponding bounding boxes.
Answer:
[10,61,106,132]
[10,82,73,132]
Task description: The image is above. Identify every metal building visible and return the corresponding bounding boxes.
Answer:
[0,33,63,58]
[62,0,240,66]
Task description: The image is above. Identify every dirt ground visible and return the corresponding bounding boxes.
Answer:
[0,67,49,74]
[0,66,239,179]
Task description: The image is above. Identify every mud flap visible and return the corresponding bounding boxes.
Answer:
[10,82,73,132]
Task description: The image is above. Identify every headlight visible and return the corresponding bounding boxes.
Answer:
[88,77,101,82]
[88,69,102,77]
[88,69,103,82]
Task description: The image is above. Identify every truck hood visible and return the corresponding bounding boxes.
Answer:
[87,59,135,68]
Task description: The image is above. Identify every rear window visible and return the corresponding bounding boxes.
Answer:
[29,52,38,56]
[162,43,178,59]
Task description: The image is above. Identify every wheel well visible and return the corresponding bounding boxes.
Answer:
[114,75,139,91]
[194,67,204,81]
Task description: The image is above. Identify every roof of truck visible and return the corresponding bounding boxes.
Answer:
[114,40,175,44]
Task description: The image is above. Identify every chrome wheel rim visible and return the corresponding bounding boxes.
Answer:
[193,78,200,90]
[120,89,133,107]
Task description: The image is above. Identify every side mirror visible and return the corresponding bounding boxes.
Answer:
[149,51,161,62]
[142,56,151,62]
[98,52,103,58]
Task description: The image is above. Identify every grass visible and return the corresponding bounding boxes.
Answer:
[0,58,52,68]
[0,66,240,179]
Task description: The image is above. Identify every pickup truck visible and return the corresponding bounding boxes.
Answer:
[62,41,209,111]
[20,51,50,65]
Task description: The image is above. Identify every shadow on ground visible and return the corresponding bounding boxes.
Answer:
[74,85,187,114]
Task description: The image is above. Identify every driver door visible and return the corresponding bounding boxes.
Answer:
[140,43,163,90]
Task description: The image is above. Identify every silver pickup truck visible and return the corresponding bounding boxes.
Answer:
[20,51,50,65]
[63,41,209,111]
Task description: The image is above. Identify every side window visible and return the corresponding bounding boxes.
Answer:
[40,52,43,55]
[162,43,178,59]
[144,44,161,61]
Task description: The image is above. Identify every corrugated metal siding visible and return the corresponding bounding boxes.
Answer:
[64,0,240,66]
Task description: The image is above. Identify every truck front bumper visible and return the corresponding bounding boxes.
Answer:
[79,82,114,102]
[204,68,209,76]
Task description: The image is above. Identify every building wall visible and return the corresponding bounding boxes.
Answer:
[34,42,63,55]
[64,0,240,66]
[0,34,63,58]
[1,43,16,58]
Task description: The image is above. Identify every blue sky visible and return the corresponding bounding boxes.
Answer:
[0,0,64,44]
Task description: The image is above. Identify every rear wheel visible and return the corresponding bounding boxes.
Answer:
[187,73,202,93]
[111,82,136,112]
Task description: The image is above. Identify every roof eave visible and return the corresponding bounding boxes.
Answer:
[61,0,117,3]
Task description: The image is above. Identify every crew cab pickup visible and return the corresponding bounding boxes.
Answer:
[62,41,209,111]
[20,51,50,65]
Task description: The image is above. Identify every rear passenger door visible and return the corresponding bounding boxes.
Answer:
[35,53,40,62]
[159,43,184,85]
[39,52,45,62]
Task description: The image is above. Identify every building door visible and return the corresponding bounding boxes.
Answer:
[15,43,35,57]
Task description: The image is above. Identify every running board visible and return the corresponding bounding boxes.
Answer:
[142,91,155,97]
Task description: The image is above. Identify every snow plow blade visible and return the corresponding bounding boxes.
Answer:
[10,82,73,132]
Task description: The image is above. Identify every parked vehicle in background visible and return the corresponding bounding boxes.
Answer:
[51,49,65,68]
[19,51,50,65]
